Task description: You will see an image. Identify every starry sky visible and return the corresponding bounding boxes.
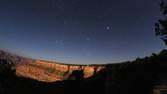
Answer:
[0,0,166,64]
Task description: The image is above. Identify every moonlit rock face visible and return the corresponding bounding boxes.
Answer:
[16,60,105,82]
[16,64,63,82]
[69,66,81,72]
[0,50,105,82]
[84,66,94,78]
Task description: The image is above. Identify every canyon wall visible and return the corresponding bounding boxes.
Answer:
[16,60,105,82]
[0,50,105,82]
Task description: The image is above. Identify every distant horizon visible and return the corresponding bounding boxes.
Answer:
[0,48,166,65]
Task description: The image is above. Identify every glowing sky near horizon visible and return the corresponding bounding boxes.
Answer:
[0,0,166,64]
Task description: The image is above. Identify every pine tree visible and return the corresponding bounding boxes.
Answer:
[155,0,167,45]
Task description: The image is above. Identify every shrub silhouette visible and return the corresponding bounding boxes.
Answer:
[0,59,15,77]
[0,59,16,94]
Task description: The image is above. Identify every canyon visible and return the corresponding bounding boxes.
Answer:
[1,49,167,94]
[16,60,105,82]
[0,50,105,82]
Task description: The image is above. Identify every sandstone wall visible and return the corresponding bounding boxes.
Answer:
[16,60,105,82]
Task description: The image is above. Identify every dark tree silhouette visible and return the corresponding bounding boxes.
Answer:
[0,59,15,76]
[155,0,167,45]
[69,70,84,81]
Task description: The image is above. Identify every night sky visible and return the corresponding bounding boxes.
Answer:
[0,0,166,64]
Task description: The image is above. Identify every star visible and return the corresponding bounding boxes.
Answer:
[106,26,110,30]
[86,52,92,57]
[63,20,67,25]
[55,40,64,45]
[97,15,103,20]
[86,37,91,41]
[55,40,59,44]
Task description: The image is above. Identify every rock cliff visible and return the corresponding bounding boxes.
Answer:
[0,50,105,82]
[16,60,105,82]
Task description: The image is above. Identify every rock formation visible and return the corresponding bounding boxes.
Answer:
[16,60,105,82]
[0,50,105,82]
